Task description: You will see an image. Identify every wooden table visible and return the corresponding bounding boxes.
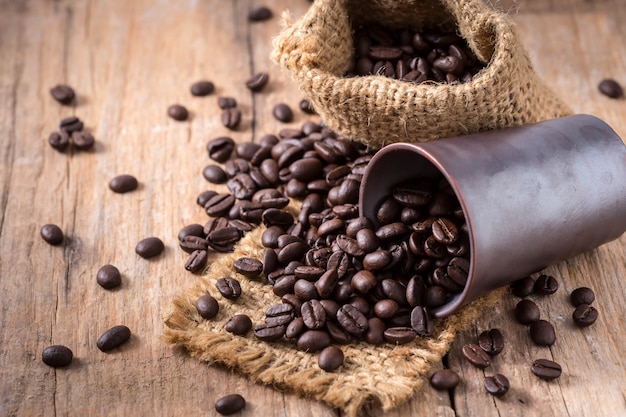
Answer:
[1,0,625,416]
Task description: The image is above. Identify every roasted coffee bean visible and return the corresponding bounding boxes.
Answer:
[278,241,308,264]
[190,80,214,96]
[225,314,253,335]
[185,250,208,272]
[248,5,272,21]
[59,116,83,134]
[265,303,295,326]
[297,329,331,352]
[430,369,460,390]
[299,98,316,114]
[336,235,364,256]
[461,343,491,368]
[246,72,270,91]
[534,274,559,295]
[272,274,297,296]
[424,285,447,307]
[424,235,447,258]
[384,327,417,344]
[233,257,263,278]
[531,359,562,380]
[431,217,458,244]
[598,78,624,99]
[273,103,293,123]
[375,222,410,242]
[40,224,64,245]
[285,317,306,339]
[215,393,246,415]
[446,257,469,287]
[294,279,318,301]
[167,104,188,121]
[108,174,139,193]
[484,374,509,396]
[301,300,327,329]
[178,224,205,241]
[315,269,340,299]
[42,345,73,367]
[410,306,434,336]
[135,237,165,258]
[217,96,237,109]
[318,345,344,371]
[393,182,432,207]
[97,264,122,289]
[224,158,249,178]
[207,136,235,162]
[406,276,426,307]
[355,228,379,252]
[48,131,70,151]
[262,208,294,229]
[337,303,368,336]
[478,328,504,356]
[235,142,261,161]
[254,322,286,341]
[364,317,386,345]
[351,270,378,294]
[570,287,595,306]
[227,173,257,200]
[221,107,242,129]
[294,265,324,281]
[71,131,95,150]
[362,250,392,271]
[290,158,324,182]
[317,218,344,237]
[515,299,540,324]
[572,303,598,327]
[50,84,75,104]
[510,276,535,298]
[205,194,236,217]
[97,325,131,352]
[208,226,241,251]
[203,165,228,184]
[216,277,242,299]
[197,190,218,207]
[529,320,556,346]
[196,294,219,319]
[373,299,400,319]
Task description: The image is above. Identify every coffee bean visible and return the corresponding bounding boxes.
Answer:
[410,306,434,336]
[196,294,219,319]
[294,265,324,281]
[510,276,535,298]
[42,345,73,367]
[265,303,295,326]
[185,250,208,272]
[299,98,316,114]
[598,78,623,99]
[484,374,509,396]
[205,193,236,217]
[254,322,287,341]
[97,325,131,352]
[227,173,257,200]
[362,250,392,271]
[179,235,209,253]
[215,393,246,415]
[315,269,339,299]
[406,276,426,307]
[424,285,447,307]
[572,303,598,327]
[40,224,64,245]
[190,80,214,96]
[71,131,95,150]
[135,237,165,258]
[285,317,306,339]
[337,303,368,336]
[59,116,83,134]
[246,72,269,91]
[297,329,331,351]
[167,104,189,121]
[273,103,293,123]
[431,217,458,244]
[478,328,504,356]
[48,131,70,151]
[50,84,75,104]
[534,274,558,295]
[430,369,460,390]
[225,314,252,335]
[383,327,417,344]
[529,320,556,346]
[233,257,263,278]
[216,277,242,299]
[570,287,595,307]
[207,136,235,162]
[221,107,242,129]
[203,165,228,184]
[301,299,327,329]
[97,264,122,289]
[515,299,540,324]
[109,174,139,193]
[197,190,218,207]
[530,358,562,381]
[318,345,344,371]
[217,96,237,109]
[248,5,272,21]
[461,343,491,368]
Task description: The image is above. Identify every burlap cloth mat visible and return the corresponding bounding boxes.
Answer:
[162,213,506,416]
[272,0,572,148]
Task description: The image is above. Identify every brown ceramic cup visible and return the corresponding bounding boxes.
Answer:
[360,114,626,318]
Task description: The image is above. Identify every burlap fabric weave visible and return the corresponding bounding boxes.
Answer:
[163,214,506,416]
[271,0,572,148]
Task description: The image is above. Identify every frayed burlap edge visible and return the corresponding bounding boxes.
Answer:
[271,0,572,148]
[162,224,506,416]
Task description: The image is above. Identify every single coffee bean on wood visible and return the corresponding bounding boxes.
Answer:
[50,84,75,104]
[135,237,165,258]
[510,276,535,298]
[478,328,504,356]
[461,343,491,368]
[246,72,270,91]
[48,131,70,151]
[71,131,95,150]
[225,314,253,335]
[534,274,559,295]
[42,345,73,367]
[109,174,139,193]
[273,103,293,123]
[248,5,272,21]
[214,393,246,415]
[97,264,122,289]
[531,358,562,380]
[217,96,237,109]
[203,165,228,184]
[572,303,599,327]
[570,287,595,306]
[59,116,83,134]
[190,80,214,96]
[167,104,189,121]
[207,136,235,162]
[221,107,242,129]
[299,98,316,114]
[318,345,344,371]
[529,320,556,346]
[515,299,540,325]
[41,224,64,245]
[598,78,624,98]
[196,294,219,319]
[484,374,509,396]
[429,369,460,390]
[97,325,131,352]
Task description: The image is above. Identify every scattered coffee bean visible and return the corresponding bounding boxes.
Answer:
[572,303,598,327]
[216,277,242,299]
[273,103,293,123]
[40,224,64,245]
[135,237,165,258]
[225,314,253,335]
[510,276,535,298]
[50,84,76,104]
[534,274,558,295]
[318,345,344,371]
[97,264,122,289]
[217,96,237,109]
[221,107,242,129]
[215,393,246,415]
[570,287,595,307]
[233,257,263,278]
[184,250,208,272]
[429,369,460,390]
[203,165,228,184]
[109,174,139,193]
[71,131,95,150]
[598,78,624,99]
[246,72,269,91]
[461,343,491,368]
[190,80,215,96]
[59,116,83,134]
[196,294,219,319]
[515,299,540,325]
[42,345,73,367]
[484,374,509,396]
[529,320,556,346]
[167,104,189,121]
[299,98,316,114]
[48,131,70,151]
[531,358,562,380]
[207,136,235,162]
[478,328,504,356]
[296,329,331,351]
[248,5,272,21]
[97,325,131,352]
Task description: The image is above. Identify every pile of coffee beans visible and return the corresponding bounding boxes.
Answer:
[48,116,95,152]
[348,25,485,84]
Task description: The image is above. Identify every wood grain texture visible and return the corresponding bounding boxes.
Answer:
[0,0,624,416]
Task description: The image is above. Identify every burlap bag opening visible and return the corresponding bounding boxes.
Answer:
[162,202,506,416]
[272,0,572,148]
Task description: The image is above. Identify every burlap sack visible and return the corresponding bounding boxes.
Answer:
[163,216,506,416]
[272,0,572,148]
